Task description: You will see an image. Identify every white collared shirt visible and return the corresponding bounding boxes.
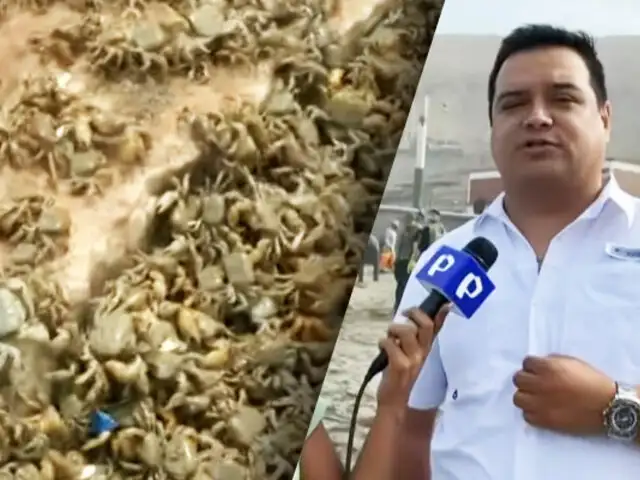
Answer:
[394,175,640,480]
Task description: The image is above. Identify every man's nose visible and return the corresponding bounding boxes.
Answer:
[522,103,553,129]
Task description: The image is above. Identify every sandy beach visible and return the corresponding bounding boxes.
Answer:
[316,266,397,464]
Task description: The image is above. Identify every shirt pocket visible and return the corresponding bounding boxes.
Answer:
[562,263,640,382]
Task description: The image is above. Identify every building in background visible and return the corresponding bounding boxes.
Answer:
[466,160,640,213]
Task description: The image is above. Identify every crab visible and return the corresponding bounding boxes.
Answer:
[23,274,71,328]
[0,109,60,183]
[108,427,158,473]
[66,149,113,196]
[163,32,213,80]
[87,17,171,80]
[104,355,150,394]
[162,426,199,479]
[154,174,202,234]
[225,168,305,264]
[75,347,110,405]
[4,203,74,265]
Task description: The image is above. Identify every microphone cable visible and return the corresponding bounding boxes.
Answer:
[340,236,498,479]
[342,352,383,479]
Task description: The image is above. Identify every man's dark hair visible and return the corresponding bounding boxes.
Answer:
[487,24,608,122]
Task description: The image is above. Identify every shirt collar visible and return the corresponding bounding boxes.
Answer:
[474,172,636,231]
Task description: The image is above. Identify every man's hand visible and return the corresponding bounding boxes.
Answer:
[377,304,450,411]
[513,354,616,435]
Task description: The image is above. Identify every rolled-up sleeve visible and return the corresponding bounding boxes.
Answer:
[391,244,447,410]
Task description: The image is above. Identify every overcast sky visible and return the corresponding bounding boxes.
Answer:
[436,0,640,35]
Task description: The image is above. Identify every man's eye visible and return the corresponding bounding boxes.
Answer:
[554,95,578,104]
[500,100,524,110]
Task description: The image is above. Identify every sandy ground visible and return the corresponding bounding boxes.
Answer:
[316,265,396,462]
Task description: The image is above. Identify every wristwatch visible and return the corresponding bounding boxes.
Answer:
[604,382,640,442]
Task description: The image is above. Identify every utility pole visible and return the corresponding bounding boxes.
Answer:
[413,95,429,210]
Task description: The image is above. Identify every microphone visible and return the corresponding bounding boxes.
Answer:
[366,237,499,379]
[342,238,499,478]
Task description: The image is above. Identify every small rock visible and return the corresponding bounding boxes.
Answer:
[0,288,26,337]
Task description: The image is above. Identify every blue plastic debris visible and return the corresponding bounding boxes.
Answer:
[89,410,119,436]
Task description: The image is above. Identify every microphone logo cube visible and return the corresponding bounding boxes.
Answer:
[415,245,495,318]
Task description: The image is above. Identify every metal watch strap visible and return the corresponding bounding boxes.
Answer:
[617,383,640,401]
[604,382,640,440]
[621,384,640,444]
[603,382,618,431]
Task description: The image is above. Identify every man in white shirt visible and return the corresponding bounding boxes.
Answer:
[384,220,399,253]
[349,24,640,480]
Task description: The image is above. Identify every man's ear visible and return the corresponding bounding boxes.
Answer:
[600,101,612,141]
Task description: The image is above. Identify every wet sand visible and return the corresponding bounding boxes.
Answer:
[317,266,396,462]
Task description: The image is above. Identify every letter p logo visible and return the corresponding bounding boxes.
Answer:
[455,273,483,300]
[416,245,495,318]
[426,253,456,277]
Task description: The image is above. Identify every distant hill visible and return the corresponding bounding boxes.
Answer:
[414,34,640,159]
[382,35,640,210]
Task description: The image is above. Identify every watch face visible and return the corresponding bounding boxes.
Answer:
[611,401,640,438]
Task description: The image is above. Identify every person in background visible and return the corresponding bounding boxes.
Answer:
[393,213,419,311]
[358,233,380,284]
[381,220,399,272]
[415,209,426,230]
[416,208,446,256]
